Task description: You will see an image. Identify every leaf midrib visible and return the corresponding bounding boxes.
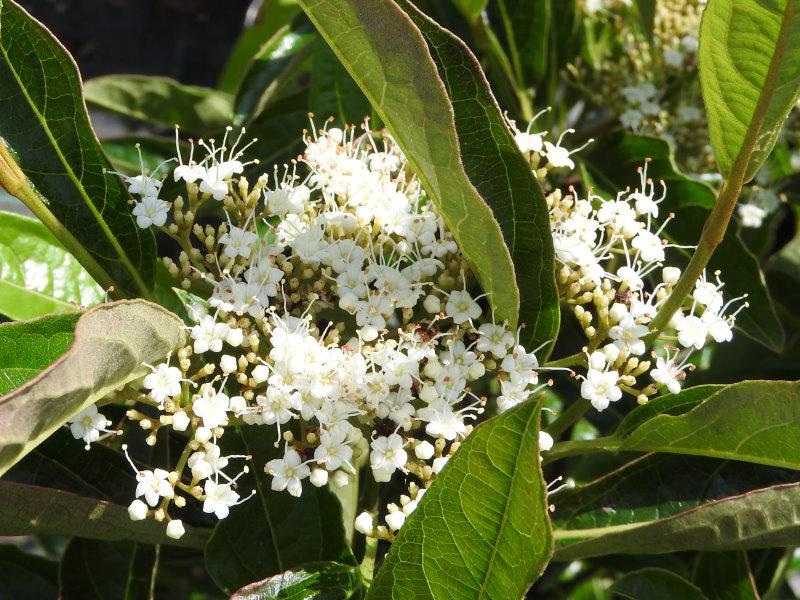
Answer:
[0,11,150,297]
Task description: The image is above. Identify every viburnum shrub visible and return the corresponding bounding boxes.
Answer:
[0,0,799,598]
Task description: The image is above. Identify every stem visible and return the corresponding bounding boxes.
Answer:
[0,140,119,296]
[544,352,586,369]
[359,536,378,585]
[546,398,591,438]
[543,437,618,464]
[649,0,795,335]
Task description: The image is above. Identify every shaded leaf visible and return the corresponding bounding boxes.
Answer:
[101,136,177,176]
[0,299,184,474]
[368,401,552,600]
[84,75,234,134]
[218,0,302,93]
[205,426,354,594]
[231,562,361,600]
[0,311,78,395]
[634,0,656,42]
[552,452,800,560]
[488,0,550,85]
[299,0,560,345]
[692,552,758,600]
[309,41,372,125]
[0,0,155,297]
[0,211,102,320]
[0,480,207,548]
[0,545,58,600]
[59,538,158,600]
[611,568,707,600]
[699,0,800,181]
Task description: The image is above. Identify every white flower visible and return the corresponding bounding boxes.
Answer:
[620,109,643,130]
[664,47,684,67]
[370,434,407,482]
[414,440,435,460]
[445,290,482,325]
[136,468,174,507]
[68,405,110,448]
[266,449,310,497]
[539,431,554,452]
[631,230,665,263]
[132,197,169,228]
[651,352,691,394]
[608,316,650,355]
[476,323,515,359]
[143,362,183,406]
[580,369,622,411]
[190,316,229,354]
[219,225,258,259]
[124,174,163,197]
[677,315,709,349]
[310,468,329,487]
[203,480,240,519]
[192,389,230,429]
[738,203,766,228]
[314,428,353,471]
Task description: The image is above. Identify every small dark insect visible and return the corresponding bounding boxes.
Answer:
[375,418,397,437]
[615,289,633,305]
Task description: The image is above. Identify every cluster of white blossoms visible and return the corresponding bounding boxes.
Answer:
[76,118,561,540]
[509,124,745,410]
[70,109,744,541]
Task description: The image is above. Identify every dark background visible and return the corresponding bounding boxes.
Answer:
[18,0,252,86]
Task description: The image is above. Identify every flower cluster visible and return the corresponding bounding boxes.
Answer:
[83,119,558,540]
[70,108,745,541]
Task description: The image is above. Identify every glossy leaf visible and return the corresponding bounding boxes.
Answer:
[583,132,784,352]
[0,211,102,320]
[205,426,355,594]
[488,0,550,85]
[218,0,302,93]
[231,562,361,600]
[699,0,800,181]
[552,452,800,560]
[611,568,707,600]
[309,41,372,125]
[299,0,560,345]
[0,0,155,297]
[0,299,184,474]
[368,401,552,600]
[692,552,759,600]
[0,479,207,548]
[84,74,234,134]
[619,380,800,469]
[59,538,158,600]
[0,311,78,395]
[234,25,315,125]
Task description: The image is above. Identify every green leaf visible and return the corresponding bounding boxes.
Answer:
[611,568,708,600]
[0,0,156,298]
[488,0,551,86]
[619,380,800,469]
[298,0,560,345]
[101,136,178,176]
[231,562,362,600]
[552,452,800,560]
[0,479,207,548]
[614,384,722,438]
[84,75,234,134]
[205,426,355,594]
[367,401,552,600]
[0,211,102,320]
[699,0,800,182]
[692,552,759,600]
[583,132,784,352]
[247,90,313,169]
[218,0,302,93]
[59,538,158,600]
[234,25,316,125]
[0,311,78,395]
[0,545,58,600]
[0,299,185,475]
[309,41,372,125]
